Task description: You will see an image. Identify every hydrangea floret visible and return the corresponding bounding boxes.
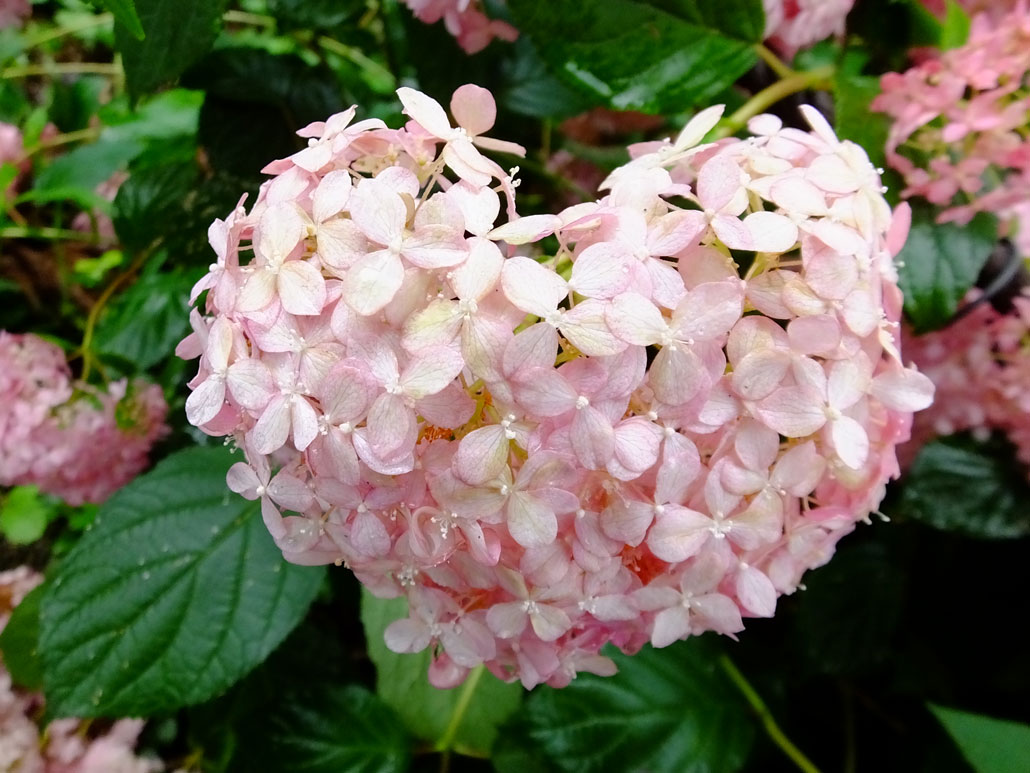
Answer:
[762,0,856,58]
[181,84,934,688]
[0,332,168,505]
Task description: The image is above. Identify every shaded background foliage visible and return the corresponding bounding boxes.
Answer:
[1,1,1028,771]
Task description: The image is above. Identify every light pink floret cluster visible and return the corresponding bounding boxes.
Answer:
[401,0,517,53]
[180,84,933,688]
[902,289,1030,469]
[0,333,169,505]
[873,3,1030,230]
[762,0,855,58]
[0,568,174,773]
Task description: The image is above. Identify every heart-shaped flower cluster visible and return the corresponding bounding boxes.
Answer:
[181,84,934,688]
[0,332,168,505]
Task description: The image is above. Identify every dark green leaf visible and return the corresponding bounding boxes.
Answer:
[792,541,904,675]
[501,38,597,119]
[0,486,57,545]
[0,585,45,690]
[930,705,1030,773]
[899,434,1030,539]
[361,591,522,756]
[93,0,146,40]
[230,684,412,773]
[39,446,325,717]
[896,208,998,333]
[521,639,754,773]
[93,259,194,372]
[507,0,760,113]
[184,48,345,179]
[267,0,362,30]
[112,161,198,254]
[115,0,228,99]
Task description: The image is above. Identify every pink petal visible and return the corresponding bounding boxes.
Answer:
[736,565,777,617]
[743,211,798,252]
[397,86,454,139]
[226,462,261,498]
[830,415,869,469]
[385,618,432,653]
[450,83,496,136]
[570,405,616,470]
[651,607,692,648]
[560,300,626,357]
[529,604,572,642]
[606,293,667,346]
[697,155,743,211]
[871,367,935,411]
[250,395,292,454]
[349,178,405,245]
[600,498,654,546]
[755,386,827,437]
[486,602,528,639]
[507,491,557,548]
[278,260,327,316]
[186,378,227,426]
[568,242,631,299]
[454,425,509,485]
[342,251,405,316]
[401,346,465,399]
[501,256,568,316]
[647,506,711,563]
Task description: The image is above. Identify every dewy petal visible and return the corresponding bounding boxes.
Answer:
[507,491,558,548]
[486,602,528,639]
[501,256,568,317]
[385,618,433,654]
[226,462,261,498]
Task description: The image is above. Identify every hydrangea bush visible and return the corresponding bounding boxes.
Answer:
[2,1,1028,772]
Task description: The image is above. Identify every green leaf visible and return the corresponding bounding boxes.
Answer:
[230,684,412,773]
[1,486,57,545]
[112,162,198,254]
[92,259,194,372]
[792,541,904,675]
[507,0,760,113]
[0,585,45,690]
[183,48,345,179]
[833,74,890,171]
[93,0,146,40]
[23,138,142,209]
[896,208,998,333]
[930,705,1030,773]
[267,0,363,30]
[360,591,522,756]
[940,0,971,50]
[521,639,754,773]
[115,0,228,99]
[38,446,325,718]
[899,434,1030,539]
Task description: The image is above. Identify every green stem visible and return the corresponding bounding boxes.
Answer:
[1,62,121,79]
[714,65,835,140]
[754,42,795,81]
[0,226,95,241]
[19,127,102,160]
[435,665,485,753]
[222,9,276,28]
[21,13,113,47]
[719,655,822,773]
[318,35,396,90]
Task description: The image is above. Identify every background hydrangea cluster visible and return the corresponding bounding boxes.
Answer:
[0,333,168,505]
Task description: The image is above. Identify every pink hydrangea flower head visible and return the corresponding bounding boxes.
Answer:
[182,87,933,688]
[873,3,1030,235]
[0,0,30,29]
[0,332,169,504]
